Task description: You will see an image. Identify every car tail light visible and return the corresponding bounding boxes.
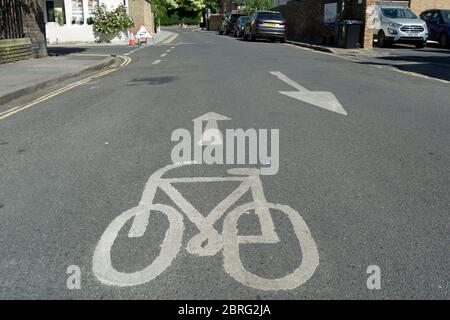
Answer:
[255,20,263,25]
[279,21,286,26]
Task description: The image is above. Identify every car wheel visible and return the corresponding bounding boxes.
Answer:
[219,29,223,35]
[439,33,448,48]
[378,31,387,48]
[280,37,286,43]
[415,41,426,49]
[250,31,256,41]
[243,31,248,40]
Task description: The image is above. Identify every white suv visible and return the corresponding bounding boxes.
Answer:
[373,5,428,48]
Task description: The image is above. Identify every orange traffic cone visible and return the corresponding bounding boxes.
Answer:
[129,29,135,45]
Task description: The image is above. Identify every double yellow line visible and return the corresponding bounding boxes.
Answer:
[162,33,178,45]
[0,54,131,120]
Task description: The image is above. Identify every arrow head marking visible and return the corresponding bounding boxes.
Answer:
[192,112,231,122]
[271,71,347,116]
[279,91,347,116]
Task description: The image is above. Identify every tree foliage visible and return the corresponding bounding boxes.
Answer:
[153,0,216,25]
[153,0,206,13]
[240,0,274,12]
[152,0,222,15]
[203,0,219,13]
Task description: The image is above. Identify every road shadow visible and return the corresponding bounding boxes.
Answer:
[236,38,283,44]
[373,42,450,53]
[47,47,87,56]
[382,53,450,81]
[379,54,450,65]
[357,54,450,81]
[393,63,450,81]
[127,76,177,86]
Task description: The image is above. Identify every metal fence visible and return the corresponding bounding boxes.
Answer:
[0,0,24,39]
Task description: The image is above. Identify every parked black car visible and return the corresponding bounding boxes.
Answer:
[219,12,247,35]
[233,16,249,38]
[420,9,450,48]
[243,11,287,42]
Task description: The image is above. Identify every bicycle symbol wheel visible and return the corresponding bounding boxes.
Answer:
[223,202,319,291]
[93,204,184,287]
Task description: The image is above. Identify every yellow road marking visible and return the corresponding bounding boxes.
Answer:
[0,54,131,121]
[162,33,178,44]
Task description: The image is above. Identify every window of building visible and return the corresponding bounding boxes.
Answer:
[88,0,99,15]
[46,1,55,22]
[71,0,84,24]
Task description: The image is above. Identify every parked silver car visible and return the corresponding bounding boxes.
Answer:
[373,5,428,48]
[243,11,287,42]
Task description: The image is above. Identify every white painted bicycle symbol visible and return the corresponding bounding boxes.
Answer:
[93,161,319,291]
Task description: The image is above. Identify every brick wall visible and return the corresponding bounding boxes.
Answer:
[129,0,155,34]
[0,38,33,64]
[273,0,368,44]
[218,0,238,13]
[208,14,224,31]
[340,0,364,20]
[362,0,377,48]
[274,0,328,44]
[409,0,450,14]
[21,0,47,57]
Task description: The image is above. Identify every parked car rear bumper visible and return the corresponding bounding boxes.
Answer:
[253,28,286,39]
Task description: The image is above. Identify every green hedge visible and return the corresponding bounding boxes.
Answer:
[159,14,201,26]
[159,14,180,26]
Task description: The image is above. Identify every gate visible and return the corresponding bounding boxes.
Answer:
[0,0,24,39]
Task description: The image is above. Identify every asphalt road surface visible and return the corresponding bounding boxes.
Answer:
[0,29,448,299]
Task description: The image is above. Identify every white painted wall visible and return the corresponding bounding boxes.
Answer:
[45,0,129,44]
[46,22,127,43]
[46,23,95,43]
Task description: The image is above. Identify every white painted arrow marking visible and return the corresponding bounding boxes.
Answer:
[192,112,231,145]
[269,71,347,116]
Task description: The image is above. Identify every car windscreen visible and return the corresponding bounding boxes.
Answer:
[230,15,244,23]
[382,8,418,19]
[257,13,283,21]
[238,17,248,24]
[442,10,450,22]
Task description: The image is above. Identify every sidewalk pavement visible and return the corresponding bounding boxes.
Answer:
[287,40,450,82]
[0,54,115,106]
[139,30,175,45]
[0,31,175,106]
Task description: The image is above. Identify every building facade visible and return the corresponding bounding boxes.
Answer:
[43,0,155,43]
[274,0,450,48]
[409,0,449,14]
[218,0,238,13]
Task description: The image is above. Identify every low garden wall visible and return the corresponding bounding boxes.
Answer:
[0,38,33,64]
